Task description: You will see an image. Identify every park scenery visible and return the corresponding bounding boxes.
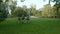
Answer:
[0,0,60,34]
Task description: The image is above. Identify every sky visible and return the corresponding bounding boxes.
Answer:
[16,0,55,9]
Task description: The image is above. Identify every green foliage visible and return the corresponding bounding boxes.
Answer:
[53,0,60,7]
[30,5,36,16]
[5,0,9,2]
[7,14,12,18]
[14,7,27,17]
[42,0,60,18]
[41,4,52,17]
[0,1,8,23]
[0,0,2,2]
[53,0,60,17]
[10,1,17,16]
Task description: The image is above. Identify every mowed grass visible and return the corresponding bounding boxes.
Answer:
[0,18,60,34]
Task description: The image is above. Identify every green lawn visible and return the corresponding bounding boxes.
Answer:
[0,18,60,34]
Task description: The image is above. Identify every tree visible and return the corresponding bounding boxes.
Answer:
[30,4,36,16]
[43,0,52,5]
[8,0,25,17]
[53,0,60,18]
[41,4,55,18]
[35,10,41,17]
[14,7,29,23]
[0,0,26,23]
[52,6,57,18]
[8,0,17,17]
[14,7,27,17]
[0,0,8,23]
[22,5,27,12]
[43,0,60,18]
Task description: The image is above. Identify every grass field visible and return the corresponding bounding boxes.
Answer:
[0,18,60,34]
